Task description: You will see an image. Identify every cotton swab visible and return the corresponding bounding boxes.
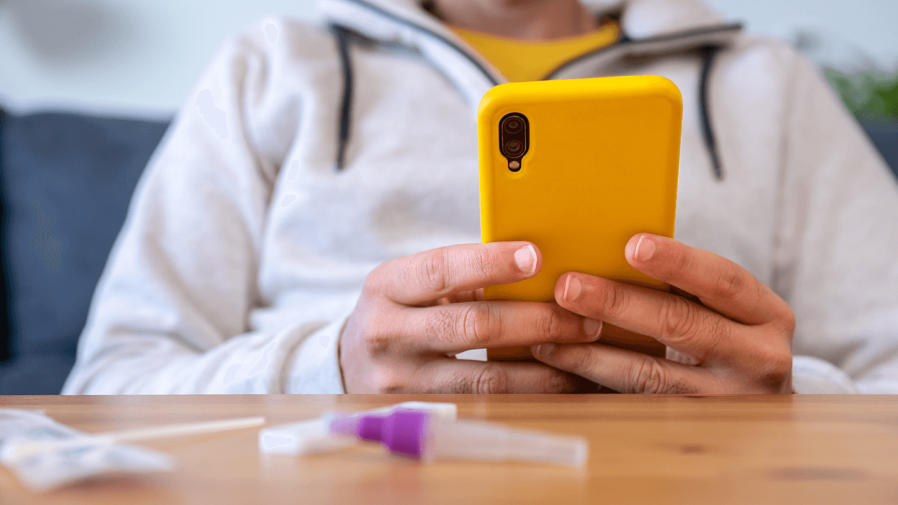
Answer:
[2,416,265,462]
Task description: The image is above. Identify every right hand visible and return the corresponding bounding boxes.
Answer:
[339,242,604,393]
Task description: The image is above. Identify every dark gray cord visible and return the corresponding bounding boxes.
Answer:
[331,25,354,171]
[330,2,736,180]
[699,46,724,180]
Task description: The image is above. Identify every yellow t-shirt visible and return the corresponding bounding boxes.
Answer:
[452,23,620,83]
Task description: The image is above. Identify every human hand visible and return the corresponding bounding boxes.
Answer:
[339,242,602,393]
[531,234,795,394]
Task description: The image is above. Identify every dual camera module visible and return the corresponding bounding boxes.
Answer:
[499,113,529,172]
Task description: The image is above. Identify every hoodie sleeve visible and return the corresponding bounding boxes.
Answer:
[774,52,898,394]
[62,24,347,395]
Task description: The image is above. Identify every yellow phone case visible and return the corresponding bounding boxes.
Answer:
[478,76,682,360]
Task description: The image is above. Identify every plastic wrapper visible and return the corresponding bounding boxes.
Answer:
[0,409,173,492]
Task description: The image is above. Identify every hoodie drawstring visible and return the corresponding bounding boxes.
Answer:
[698,46,724,180]
[331,24,354,171]
[330,26,726,181]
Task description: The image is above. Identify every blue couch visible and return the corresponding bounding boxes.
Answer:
[0,110,169,394]
[1,108,896,395]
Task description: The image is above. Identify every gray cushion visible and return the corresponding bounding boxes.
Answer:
[863,121,898,180]
[0,110,169,394]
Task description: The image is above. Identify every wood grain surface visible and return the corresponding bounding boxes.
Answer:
[1,395,897,505]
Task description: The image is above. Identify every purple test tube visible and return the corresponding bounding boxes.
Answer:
[330,410,431,459]
[329,410,588,467]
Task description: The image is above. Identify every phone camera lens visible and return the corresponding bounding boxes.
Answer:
[498,113,529,170]
[505,140,523,156]
[503,118,523,134]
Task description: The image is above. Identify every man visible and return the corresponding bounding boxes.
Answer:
[63,0,898,394]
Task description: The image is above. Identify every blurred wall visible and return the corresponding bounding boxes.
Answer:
[703,0,898,73]
[0,0,896,117]
[0,0,316,118]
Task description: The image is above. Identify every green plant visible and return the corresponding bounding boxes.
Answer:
[826,69,898,121]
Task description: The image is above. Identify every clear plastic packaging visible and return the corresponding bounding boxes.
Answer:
[259,401,457,456]
[0,409,172,492]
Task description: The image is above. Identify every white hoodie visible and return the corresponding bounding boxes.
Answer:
[63,0,898,395]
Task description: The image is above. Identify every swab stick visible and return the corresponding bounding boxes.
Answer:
[2,416,266,461]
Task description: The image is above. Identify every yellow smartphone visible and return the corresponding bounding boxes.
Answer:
[478,76,682,360]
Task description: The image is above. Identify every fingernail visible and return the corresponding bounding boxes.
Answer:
[583,318,603,338]
[563,276,582,302]
[534,343,556,357]
[635,236,656,262]
[514,245,537,275]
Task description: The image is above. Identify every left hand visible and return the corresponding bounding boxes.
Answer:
[531,234,795,394]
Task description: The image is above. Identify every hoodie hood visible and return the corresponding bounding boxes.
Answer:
[584,0,726,39]
[317,0,742,168]
[318,0,740,98]
[320,0,731,44]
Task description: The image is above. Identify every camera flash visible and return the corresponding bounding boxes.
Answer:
[509,161,521,170]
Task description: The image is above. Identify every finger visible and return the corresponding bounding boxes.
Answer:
[555,273,739,361]
[625,234,788,325]
[400,301,603,354]
[532,342,711,394]
[420,359,586,394]
[372,242,542,306]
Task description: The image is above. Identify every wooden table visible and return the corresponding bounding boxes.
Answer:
[1,395,897,504]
